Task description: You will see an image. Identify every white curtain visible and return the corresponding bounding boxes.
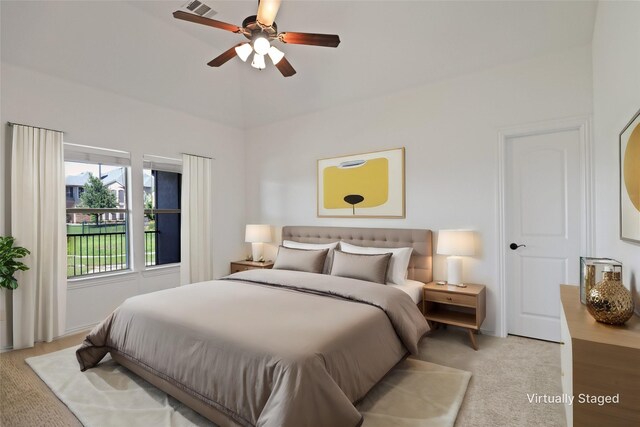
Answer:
[180,154,213,285]
[11,125,66,349]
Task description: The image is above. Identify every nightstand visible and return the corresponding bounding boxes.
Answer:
[230,260,274,274]
[422,282,486,350]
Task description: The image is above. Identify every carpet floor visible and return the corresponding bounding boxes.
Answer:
[416,328,565,427]
[0,328,565,427]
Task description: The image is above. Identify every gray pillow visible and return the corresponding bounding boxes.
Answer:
[330,250,392,284]
[272,246,329,274]
[282,240,339,274]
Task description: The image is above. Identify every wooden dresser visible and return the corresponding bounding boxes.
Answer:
[560,285,640,427]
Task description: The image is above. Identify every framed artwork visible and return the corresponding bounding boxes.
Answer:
[317,147,405,218]
[620,108,640,243]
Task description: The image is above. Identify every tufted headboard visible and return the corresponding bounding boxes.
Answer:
[282,226,433,283]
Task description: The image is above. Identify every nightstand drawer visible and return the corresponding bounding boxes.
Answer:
[230,261,274,274]
[231,265,252,273]
[424,290,476,307]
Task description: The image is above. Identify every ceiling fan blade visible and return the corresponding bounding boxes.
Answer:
[280,32,340,48]
[173,10,240,33]
[257,0,281,27]
[275,56,296,77]
[207,44,243,67]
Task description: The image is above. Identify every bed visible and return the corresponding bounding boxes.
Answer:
[77,226,432,427]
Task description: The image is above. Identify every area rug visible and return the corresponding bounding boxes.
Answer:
[26,347,470,427]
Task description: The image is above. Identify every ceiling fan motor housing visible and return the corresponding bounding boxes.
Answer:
[242,15,278,40]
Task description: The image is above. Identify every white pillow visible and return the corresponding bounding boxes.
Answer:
[339,241,413,285]
[282,240,339,274]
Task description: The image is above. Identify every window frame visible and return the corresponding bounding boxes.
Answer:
[64,144,133,280]
[143,155,182,270]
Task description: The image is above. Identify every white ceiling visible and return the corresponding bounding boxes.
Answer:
[1,1,597,129]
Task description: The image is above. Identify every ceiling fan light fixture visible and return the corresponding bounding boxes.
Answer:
[267,46,285,65]
[251,53,266,70]
[253,35,271,56]
[235,43,253,62]
[173,2,340,78]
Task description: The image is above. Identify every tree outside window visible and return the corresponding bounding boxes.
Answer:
[78,174,118,224]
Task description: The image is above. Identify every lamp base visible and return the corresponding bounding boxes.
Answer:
[446,256,463,286]
[251,243,264,262]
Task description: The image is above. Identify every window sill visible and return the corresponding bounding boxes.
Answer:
[142,263,181,277]
[67,270,137,290]
[66,264,181,289]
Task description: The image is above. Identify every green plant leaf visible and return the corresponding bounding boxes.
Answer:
[0,236,30,290]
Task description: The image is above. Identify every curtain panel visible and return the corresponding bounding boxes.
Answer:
[180,154,213,285]
[10,124,67,349]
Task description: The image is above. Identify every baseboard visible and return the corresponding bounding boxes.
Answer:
[479,328,498,336]
[440,324,498,337]
[0,323,95,352]
[64,322,97,336]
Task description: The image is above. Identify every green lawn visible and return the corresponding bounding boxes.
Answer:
[66,222,157,277]
[66,223,127,235]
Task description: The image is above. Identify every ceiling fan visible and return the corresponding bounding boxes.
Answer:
[173,0,340,77]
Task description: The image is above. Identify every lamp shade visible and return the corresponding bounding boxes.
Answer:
[235,43,253,62]
[251,53,266,70]
[245,224,272,243]
[437,230,475,256]
[267,46,285,65]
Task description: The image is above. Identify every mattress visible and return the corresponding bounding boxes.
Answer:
[390,279,425,304]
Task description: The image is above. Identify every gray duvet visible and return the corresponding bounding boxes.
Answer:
[77,269,429,427]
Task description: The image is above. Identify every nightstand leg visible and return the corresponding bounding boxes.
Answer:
[467,329,478,351]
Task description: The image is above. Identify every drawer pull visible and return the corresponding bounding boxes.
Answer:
[447,297,452,301]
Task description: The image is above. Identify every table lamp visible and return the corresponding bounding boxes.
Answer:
[437,230,475,286]
[245,224,272,262]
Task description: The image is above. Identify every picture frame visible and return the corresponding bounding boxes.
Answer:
[620,108,640,243]
[317,147,405,218]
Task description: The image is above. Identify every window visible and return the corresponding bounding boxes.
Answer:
[143,155,182,267]
[65,144,131,278]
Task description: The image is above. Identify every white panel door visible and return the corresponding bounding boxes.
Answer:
[506,129,581,342]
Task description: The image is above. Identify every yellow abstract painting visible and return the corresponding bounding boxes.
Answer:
[318,148,404,218]
[620,109,640,243]
[323,158,389,209]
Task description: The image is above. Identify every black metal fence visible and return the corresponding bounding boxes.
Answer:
[66,231,128,277]
[145,230,157,267]
[67,225,160,278]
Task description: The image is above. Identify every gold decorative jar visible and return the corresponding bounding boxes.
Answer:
[586,268,634,325]
[580,257,622,304]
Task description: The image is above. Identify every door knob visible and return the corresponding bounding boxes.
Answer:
[509,243,526,250]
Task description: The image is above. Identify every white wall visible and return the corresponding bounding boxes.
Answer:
[0,63,246,348]
[592,1,640,309]
[245,46,594,335]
